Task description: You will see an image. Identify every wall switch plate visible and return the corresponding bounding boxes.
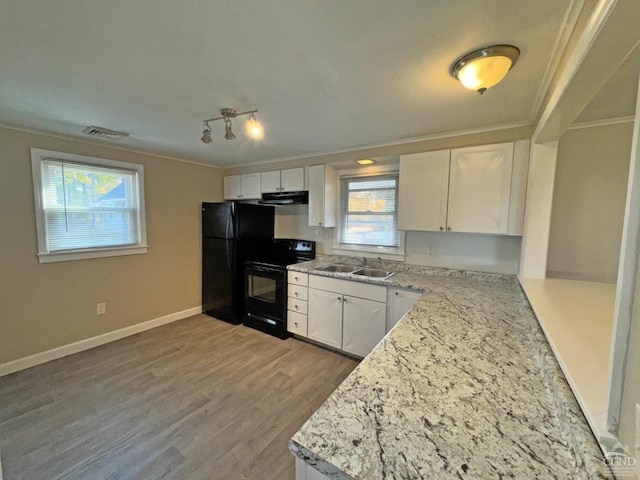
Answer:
[97,303,106,315]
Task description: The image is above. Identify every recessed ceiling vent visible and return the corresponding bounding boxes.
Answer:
[82,125,130,140]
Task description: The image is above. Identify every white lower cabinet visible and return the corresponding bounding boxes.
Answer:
[342,295,386,357]
[308,275,386,357]
[307,288,343,349]
[386,288,422,332]
[288,272,309,337]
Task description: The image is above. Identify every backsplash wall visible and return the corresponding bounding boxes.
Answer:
[273,204,522,274]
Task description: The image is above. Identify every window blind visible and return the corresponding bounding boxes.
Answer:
[41,159,140,252]
[339,174,399,247]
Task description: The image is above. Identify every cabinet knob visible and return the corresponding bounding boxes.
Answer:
[337,296,341,301]
[294,276,299,281]
[440,226,443,231]
[295,305,299,310]
[319,222,323,226]
[447,226,451,231]
[294,322,299,327]
[295,292,299,297]
[395,292,399,296]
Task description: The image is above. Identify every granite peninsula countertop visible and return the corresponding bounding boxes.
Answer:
[287,257,609,479]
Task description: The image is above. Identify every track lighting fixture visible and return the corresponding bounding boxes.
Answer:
[200,108,264,143]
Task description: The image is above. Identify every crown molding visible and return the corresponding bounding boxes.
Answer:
[529,0,585,121]
[567,116,635,130]
[0,122,222,170]
[221,121,533,170]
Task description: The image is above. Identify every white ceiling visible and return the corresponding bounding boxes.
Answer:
[0,1,577,167]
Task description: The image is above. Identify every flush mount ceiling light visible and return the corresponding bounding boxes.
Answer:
[355,159,377,165]
[200,108,264,143]
[450,45,520,94]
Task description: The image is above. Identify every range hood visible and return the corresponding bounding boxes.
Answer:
[259,191,309,205]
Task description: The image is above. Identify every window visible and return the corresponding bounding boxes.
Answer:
[31,149,148,263]
[336,173,404,256]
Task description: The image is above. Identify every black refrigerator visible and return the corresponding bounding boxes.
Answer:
[202,202,275,324]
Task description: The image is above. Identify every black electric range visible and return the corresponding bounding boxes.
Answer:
[243,239,315,338]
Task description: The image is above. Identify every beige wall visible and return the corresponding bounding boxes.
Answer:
[0,127,222,364]
[547,123,632,282]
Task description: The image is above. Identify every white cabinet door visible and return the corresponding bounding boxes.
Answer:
[398,150,450,232]
[342,296,386,357]
[241,173,262,199]
[223,175,242,200]
[448,143,514,234]
[282,167,305,191]
[308,288,343,349]
[261,171,281,193]
[386,288,422,332]
[308,165,337,227]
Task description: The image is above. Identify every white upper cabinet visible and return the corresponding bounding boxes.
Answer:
[448,142,514,234]
[260,171,282,193]
[308,165,337,227]
[223,173,261,200]
[281,168,305,191]
[397,141,529,235]
[261,167,305,193]
[398,149,450,232]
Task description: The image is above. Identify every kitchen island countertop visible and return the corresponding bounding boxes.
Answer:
[287,258,608,479]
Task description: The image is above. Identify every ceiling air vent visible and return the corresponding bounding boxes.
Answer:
[82,125,130,140]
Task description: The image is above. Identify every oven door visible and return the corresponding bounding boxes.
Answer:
[244,262,286,324]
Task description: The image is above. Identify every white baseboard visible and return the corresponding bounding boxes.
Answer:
[0,306,202,377]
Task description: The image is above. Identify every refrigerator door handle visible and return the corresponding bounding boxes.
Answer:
[225,241,232,273]
[226,203,233,239]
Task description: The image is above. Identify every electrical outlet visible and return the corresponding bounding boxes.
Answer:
[97,303,106,315]
[427,246,436,258]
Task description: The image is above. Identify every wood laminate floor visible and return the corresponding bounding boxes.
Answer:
[0,315,359,480]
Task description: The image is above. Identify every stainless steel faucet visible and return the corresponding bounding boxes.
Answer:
[351,256,367,267]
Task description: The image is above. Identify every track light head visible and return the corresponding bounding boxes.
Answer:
[246,113,264,140]
[224,118,236,140]
[200,123,213,144]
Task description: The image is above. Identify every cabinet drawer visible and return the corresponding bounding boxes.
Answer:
[287,310,308,337]
[288,271,308,287]
[288,284,308,301]
[309,275,386,302]
[288,297,308,315]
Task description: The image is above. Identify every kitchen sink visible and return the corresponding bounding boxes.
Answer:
[315,264,360,273]
[351,268,395,279]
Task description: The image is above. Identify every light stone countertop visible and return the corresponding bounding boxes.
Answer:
[287,257,609,479]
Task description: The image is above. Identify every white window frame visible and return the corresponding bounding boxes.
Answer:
[333,168,405,260]
[31,148,148,263]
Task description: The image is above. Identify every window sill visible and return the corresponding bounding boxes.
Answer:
[37,245,149,263]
